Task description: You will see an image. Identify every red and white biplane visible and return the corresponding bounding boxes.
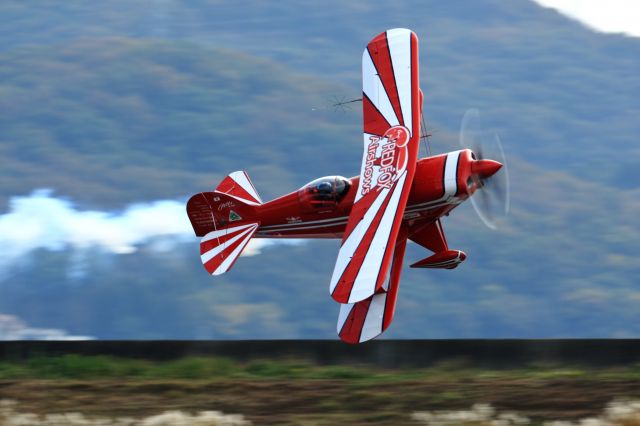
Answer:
[187,28,507,343]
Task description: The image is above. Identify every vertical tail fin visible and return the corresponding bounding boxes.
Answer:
[215,171,263,205]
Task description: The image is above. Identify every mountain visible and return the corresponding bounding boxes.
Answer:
[0,39,360,208]
[1,0,638,188]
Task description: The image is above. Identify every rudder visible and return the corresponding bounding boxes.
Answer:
[216,171,263,205]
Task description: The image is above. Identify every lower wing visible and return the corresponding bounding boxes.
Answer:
[336,230,407,344]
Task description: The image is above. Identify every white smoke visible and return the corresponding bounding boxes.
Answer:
[0,190,192,263]
[0,190,300,273]
[0,314,93,341]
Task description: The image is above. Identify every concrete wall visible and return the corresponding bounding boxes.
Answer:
[2,340,640,368]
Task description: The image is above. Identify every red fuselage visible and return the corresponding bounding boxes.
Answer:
[255,149,486,239]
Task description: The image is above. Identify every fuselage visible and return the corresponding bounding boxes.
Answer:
[255,149,480,239]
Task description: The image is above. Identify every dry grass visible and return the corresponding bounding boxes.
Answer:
[0,400,251,426]
[412,401,640,426]
[2,399,640,426]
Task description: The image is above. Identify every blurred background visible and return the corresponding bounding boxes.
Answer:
[0,0,638,340]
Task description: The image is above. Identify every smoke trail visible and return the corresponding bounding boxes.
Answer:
[0,189,299,272]
[0,189,192,260]
[0,314,93,341]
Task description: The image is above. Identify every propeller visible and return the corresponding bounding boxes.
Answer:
[459,108,510,230]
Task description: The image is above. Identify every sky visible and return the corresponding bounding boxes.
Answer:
[531,0,640,37]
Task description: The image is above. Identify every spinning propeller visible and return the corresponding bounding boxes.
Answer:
[459,108,510,230]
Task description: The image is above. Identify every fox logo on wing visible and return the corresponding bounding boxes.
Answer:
[361,125,410,196]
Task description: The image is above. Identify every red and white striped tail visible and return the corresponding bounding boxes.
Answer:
[216,171,262,205]
[200,222,260,275]
[187,171,263,275]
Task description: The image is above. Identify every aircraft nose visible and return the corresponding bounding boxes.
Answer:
[471,159,502,180]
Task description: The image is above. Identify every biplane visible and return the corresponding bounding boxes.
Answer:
[187,28,507,343]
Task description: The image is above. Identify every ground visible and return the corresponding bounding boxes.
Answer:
[1,357,640,425]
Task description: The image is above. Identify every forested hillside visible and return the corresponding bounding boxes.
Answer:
[2,0,638,188]
[0,39,361,208]
[0,0,638,338]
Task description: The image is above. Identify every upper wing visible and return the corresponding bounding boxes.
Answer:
[330,28,420,304]
[337,229,408,344]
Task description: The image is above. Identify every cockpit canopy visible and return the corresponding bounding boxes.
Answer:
[298,176,351,210]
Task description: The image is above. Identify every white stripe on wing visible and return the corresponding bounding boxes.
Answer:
[349,171,407,303]
[386,28,413,134]
[362,49,399,128]
[359,292,387,342]
[336,303,354,333]
[329,186,391,295]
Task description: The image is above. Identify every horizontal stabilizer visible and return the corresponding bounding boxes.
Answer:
[200,222,260,275]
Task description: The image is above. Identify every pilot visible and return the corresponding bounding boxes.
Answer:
[317,181,333,194]
[304,177,350,206]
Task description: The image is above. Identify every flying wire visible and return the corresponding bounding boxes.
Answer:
[332,96,362,112]
[420,111,432,156]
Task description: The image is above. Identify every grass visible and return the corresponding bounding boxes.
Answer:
[1,355,640,381]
